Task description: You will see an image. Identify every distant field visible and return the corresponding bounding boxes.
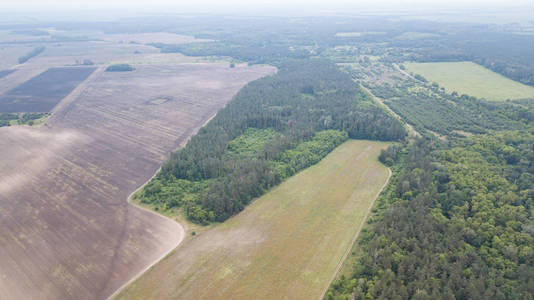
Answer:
[335,31,386,37]
[404,61,534,101]
[0,45,34,68]
[0,67,95,112]
[394,31,440,40]
[0,69,15,79]
[116,140,391,300]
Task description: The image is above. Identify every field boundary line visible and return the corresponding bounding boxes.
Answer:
[106,164,186,300]
[50,66,105,117]
[318,166,392,300]
[393,63,422,83]
[106,111,220,300]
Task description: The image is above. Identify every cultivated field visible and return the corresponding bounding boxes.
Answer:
[0,62,275,300]
[0,69,15,79]
[403,61,534,101]
[0,67,96,112]
[0,45,35,68]
[116,140,391,300]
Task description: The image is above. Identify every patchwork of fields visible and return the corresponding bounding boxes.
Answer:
[403,61,534,101]
[0,53,275,299]
[116,140,391,300]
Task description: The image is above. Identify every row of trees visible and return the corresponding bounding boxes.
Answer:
[136,59,406,223]
[18,46,45,64]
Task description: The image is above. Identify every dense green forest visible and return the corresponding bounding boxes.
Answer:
[134,59,405,223]
[328,131,534,299]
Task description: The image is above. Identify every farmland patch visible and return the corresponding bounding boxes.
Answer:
[0,66,96,113]
[403,61,534,101]
[0,63,275,300]
[0,69,15,79]
[116,140,391,300]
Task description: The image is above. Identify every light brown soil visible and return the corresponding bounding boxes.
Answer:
[0,63,275,300]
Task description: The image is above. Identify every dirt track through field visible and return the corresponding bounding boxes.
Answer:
[0,63,275,299]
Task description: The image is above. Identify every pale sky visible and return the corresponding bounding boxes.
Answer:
[2,0,533,7]
[1,0,533,18]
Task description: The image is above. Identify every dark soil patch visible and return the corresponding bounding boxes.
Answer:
[0,67,95,113]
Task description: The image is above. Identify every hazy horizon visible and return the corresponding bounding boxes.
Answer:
[1,0,534,24]
[3,0,534,11]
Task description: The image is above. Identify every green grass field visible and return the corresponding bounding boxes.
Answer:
[404,61,534,101]
[116,140,391,300]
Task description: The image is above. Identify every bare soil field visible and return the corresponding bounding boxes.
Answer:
[0,67,46,95]
[0,69,15,79]
[0,45,35,68]
[116,140,391,300]
[0,67,96,113]
[0,62,275,300]
[0,31,209,70]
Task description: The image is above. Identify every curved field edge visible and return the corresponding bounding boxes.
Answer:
[105,167,185,300]
[106,111,224,299]
[115,139,391,300]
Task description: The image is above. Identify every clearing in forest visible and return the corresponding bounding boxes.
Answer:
[403,61,534,101]
[116,139,391,300]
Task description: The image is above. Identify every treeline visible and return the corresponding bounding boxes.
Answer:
[0,112,48,127]
[150,42,310,65]
[328,131,534,299]
[18,46,45,64]
[136,59,405,223]
[105,63,135,72]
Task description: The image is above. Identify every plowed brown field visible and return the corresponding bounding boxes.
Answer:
[0,63,275,299]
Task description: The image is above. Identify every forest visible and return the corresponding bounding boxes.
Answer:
[328,131,534,299]
[135,59,405,223]
[328,47,534,298]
